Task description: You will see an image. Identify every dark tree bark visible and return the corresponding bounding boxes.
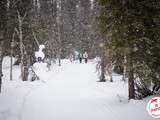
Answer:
[0,42,4,93]
[128,48,135,99]
[100,57,106,82]
[16,0,32,81]
[0,0,7,92]
[99,45,106,82]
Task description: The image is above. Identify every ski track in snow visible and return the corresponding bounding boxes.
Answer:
[0,59,154,120]
[19,61,153,120]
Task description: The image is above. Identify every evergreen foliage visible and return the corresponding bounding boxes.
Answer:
[98,0,160,99]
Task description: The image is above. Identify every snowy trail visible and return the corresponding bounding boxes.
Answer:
[21,61,153,120]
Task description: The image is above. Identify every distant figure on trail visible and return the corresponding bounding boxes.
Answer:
[83,52,88,63]
[69,53,74,63]
[78,53,83,63]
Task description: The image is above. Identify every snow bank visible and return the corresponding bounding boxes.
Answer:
[0,58,154,120]
[3,56,17,69]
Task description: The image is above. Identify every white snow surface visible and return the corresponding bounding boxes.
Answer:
[0,58,154,120]
[33,62,48,80]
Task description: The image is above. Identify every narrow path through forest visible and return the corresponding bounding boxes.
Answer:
[21,61,152,120]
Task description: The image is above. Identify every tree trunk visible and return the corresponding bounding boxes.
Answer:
[110,74,113,82]
[0,42,3,93]
[17,11,28,81]
[99,56,106,82]
[0,0,6,92]
[128,48,135,99]
[58,48,61,66]
[122,52,127,81]
[57,0,62,66]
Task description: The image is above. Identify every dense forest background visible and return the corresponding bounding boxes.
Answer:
[0,0,160,100]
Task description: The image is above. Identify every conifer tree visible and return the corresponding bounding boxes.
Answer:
[98,0,160,99]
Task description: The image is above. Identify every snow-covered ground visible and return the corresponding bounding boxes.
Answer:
[0,57,154,120]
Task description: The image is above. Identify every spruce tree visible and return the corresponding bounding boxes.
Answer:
[98,0,160,99]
